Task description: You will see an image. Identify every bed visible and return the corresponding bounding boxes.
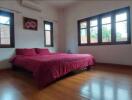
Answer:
[10,48,95,88]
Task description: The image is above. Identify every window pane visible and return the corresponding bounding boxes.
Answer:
[102,16,111,24]
[116,21,127,42]
[1,38,10,44]
[90,27,98,43]
[80,29,87,44]
[80,21,87,28]
[90,19,97,27]
[0,24,10,38]
[116,12,127,22]
[0,24,10,45]
[45,24,51,30]
[102,24,111,42]
[0,16,10,24]
[45,31,51,45]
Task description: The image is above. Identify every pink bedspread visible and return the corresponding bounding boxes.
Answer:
[11,53,95,88]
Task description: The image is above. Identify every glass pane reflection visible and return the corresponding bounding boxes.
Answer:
[80,80,130,100]
[117,88,129,100]
[91,83,101,99]
[104,85,114,100]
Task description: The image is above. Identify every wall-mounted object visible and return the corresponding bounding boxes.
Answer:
[23,17,38,31]
[21,0,42,12]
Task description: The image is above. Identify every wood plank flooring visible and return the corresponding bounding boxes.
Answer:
[0,64,132,100]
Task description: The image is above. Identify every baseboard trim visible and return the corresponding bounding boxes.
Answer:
[0,68,11,72]
[96,62,132,68]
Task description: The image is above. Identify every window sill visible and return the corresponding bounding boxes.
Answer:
[0,45,14,48]
[78,42,131,46]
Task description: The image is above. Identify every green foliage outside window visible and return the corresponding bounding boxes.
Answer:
[102,26,111,42]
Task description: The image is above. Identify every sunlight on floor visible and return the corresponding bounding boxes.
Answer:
[80,79,131,100]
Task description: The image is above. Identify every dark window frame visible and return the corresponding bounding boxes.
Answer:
[44,21,53,47]
[0,10,15,48]
[78,7,131,46]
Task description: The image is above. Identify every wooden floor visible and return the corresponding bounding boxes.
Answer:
[0,64,132,100]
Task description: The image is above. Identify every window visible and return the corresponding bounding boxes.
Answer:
[101,16,112,43]
[78,7,131,46]
[80,21,88,44]
[90,19,98,43]
[44,21,53,47]
[115,12,128,42]
[0,10,14,48]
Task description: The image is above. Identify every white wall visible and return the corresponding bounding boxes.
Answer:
[65,0,132,66]
[0,0,59,69]
[57,8,66,52]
